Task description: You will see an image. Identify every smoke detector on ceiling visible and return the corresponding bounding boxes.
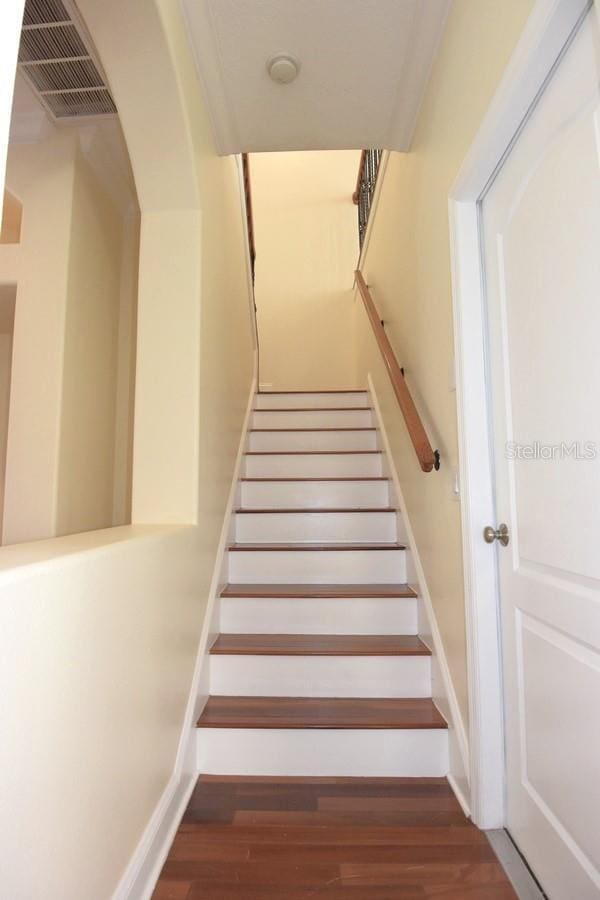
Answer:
[267,54,300,85]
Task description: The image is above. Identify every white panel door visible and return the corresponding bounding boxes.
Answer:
[481,7,600,898]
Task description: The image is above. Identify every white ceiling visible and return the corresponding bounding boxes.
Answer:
[181,0,451,155]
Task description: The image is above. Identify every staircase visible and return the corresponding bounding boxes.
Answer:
[197,390,448,776]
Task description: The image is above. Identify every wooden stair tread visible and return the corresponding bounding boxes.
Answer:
[241,477,388,482]
[256,407,372,412]
[251,427,377,432]
[245,450,381,455]
[197,697,447,730]
[228,542,405,552]
[235,507,397,514]
[258,390,367,394]
[210,634,431,657]
[220,583,417,598]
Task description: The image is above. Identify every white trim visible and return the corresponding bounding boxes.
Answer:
[448,0,591,828]
[356,151,390,272]
[447,772,471,820]
[111,771,196,900]
[112,374,257,900]
[368,373,470,813]
[449,200,503,829]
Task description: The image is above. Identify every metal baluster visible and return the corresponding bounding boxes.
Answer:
[356,149,382,248]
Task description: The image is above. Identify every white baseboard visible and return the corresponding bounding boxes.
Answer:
[112,771,196,900]
[367,373,471,814]
[111,373,257,900]
[448,771,471,818]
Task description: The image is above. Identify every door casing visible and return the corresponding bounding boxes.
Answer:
[448,0,594,829]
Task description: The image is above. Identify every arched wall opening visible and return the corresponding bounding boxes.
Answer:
[75,0,257,526]
[0,78,141,544]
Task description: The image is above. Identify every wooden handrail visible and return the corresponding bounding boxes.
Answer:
[242,153,256,280]
[352,150,366,205]
[354,270,439,473]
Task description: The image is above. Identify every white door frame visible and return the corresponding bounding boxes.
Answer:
[449,0,594,829]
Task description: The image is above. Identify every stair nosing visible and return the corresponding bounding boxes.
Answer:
[197,697,448,730]
[245,450,381,456]
[241,477,389,482]
[209,634,431,657]
[250,427,377,433]
[228,542,405,552]
[220,583,417,599]
[254,407,372,413]
[234,507,397,514]
[258,390,368,395]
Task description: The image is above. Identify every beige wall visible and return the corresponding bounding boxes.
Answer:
[56,149,124,534]
[196,150,256,555]
[357,0,536,730]
[251,150,361,390]
[0,525,202,900]
[0,287,14,539]
[0,188,21,243]
[112,211,139,526]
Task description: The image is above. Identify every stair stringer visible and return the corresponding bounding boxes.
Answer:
[368,373,471,816]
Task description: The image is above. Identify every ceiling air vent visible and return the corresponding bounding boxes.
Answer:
[18,0,117,119]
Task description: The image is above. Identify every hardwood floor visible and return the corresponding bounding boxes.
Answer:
[153,776,517,899]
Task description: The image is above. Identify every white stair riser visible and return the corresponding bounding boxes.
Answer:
[228,548,406,584]
[210,655,431,698]
[234,511,397,543]
[248,430,378,452]
[244,454,382,478]
[255,392,368,409]
[220,597,418,635]
[253,409,373,429]
[197,728,448,777]
[240,480,390,509]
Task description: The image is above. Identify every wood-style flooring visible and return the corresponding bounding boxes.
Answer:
[153,776,517,899]
[196,697,447,730]
[209,634,431,656]
[220,583,417,598]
